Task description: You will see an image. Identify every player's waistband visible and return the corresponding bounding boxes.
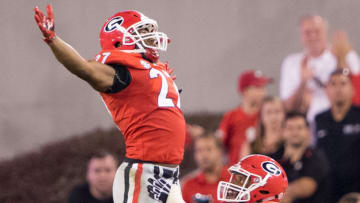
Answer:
[124,157,157,164]
[124,157,178,167]
[123,157,180,179]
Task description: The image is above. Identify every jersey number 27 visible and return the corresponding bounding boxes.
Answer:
[96,52,181,109]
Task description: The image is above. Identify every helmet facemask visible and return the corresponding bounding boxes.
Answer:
[217,165,270,202]
[122,18,168,53]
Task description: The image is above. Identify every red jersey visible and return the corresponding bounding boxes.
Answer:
[181,166,230,203]
[352,73,360,106]
[218,107,258,165]
[96,50,186,164]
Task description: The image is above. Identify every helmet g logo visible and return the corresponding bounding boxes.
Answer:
[261,161,281,176]
[104,17,124,32]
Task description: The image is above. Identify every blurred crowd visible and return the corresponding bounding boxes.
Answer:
[183,15,360,203]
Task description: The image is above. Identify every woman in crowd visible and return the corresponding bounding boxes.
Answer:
[250,96,285,155]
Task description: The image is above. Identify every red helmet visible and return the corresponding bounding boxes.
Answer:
[99,10,169,61]
[217,154,288,203]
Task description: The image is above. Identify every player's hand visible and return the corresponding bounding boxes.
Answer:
[34,5,56,43]
[164,61,176,80]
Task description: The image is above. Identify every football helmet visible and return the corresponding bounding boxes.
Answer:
[99,10,169,62]
[217,154,288,203]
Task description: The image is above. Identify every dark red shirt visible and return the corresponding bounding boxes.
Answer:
[351,74,360,106]
[181,166,230,203]
[218,107,258,165]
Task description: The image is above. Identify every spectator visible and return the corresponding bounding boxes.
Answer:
[251,96,285,155]
[181,134,230,203]
[339,193,360,203]
[68,150,118,203]
[270,112,330,203]
[216,70,272,165]
[315,69,360,201]
[280,15,360,125]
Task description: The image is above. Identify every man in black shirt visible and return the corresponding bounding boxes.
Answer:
[315,68,360,202]
[269,112,331,203]
[68,150,118,203]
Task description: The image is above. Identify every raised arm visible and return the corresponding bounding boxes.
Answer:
[34,5,115,92]
[332,31,353,69]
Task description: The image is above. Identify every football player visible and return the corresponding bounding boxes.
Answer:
[217,154,288,203]
[34,5,186,203]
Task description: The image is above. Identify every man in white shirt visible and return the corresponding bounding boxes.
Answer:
[280,15,360,125]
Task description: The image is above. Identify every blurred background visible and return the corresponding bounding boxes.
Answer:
[2,0,360,203]
[0,0,359,161]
